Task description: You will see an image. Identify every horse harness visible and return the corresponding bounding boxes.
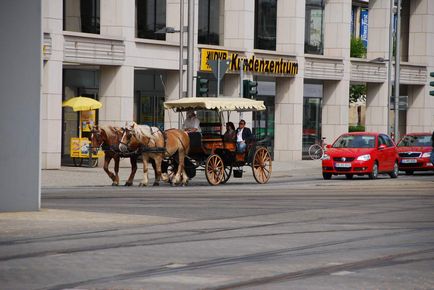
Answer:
[120,126,167,155]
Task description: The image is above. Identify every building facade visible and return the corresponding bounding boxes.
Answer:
[42,0,434,169]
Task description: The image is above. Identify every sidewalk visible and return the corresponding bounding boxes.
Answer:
[41,159,322,188]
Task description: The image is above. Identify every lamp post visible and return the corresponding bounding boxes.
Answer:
[394,0,402,142]
[387,0,394,136]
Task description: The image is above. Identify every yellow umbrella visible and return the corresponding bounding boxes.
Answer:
[62,96,102,111]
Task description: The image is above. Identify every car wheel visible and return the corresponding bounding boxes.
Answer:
[389,162,399,178]
[345,174,354,179]
[405,170,413,175]
[322,173,332,180]
[368,162,378,179]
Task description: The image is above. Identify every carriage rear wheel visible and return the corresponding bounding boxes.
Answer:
[221,165,233,184]
[252,147,272,184]
[205,154,225,186]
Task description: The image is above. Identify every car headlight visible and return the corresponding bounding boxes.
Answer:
[357,154,371,161]
[322,154,330,160]
[422,152,431,158]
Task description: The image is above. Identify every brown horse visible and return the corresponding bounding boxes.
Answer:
[90,125,139,186]
[119,122,190,186]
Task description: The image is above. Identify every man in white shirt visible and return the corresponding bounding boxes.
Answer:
[236,119,252,152]
[183,110,201,133]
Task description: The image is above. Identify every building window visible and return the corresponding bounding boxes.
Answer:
[254,0,277,51]
[305,0,324,55]
[64,0,100,34]
[198,0,220,45]
[136,0,166,40]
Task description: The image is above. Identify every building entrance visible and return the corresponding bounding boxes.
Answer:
[62,69,100,165]
[253,79,276,157]
[303,82,323,159]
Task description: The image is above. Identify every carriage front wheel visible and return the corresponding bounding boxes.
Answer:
[252,147,272,184]
[205,154,225,186]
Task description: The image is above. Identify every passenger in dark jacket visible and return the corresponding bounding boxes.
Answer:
[236,119,253,152]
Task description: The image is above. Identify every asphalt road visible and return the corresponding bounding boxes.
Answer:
[1,173,434,290]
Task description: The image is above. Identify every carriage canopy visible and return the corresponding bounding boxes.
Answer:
[164,97,266,112]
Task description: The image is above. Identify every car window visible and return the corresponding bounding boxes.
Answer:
[378,135,386,146]
[397,135,431,147]
[332,135,376,148]
[381,134,394,147]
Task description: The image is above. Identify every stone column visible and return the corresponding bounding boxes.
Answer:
[99,66,135,127]
[322,80,350,142]
[324,0,351,58]
[41,0,64,169]
[408,0,434,131]
[321,0,351,142]
[275,76,304,161]
[224,0,254,50]
[276,0,305,55]
[365,82,388,133]
[367,0,391,60]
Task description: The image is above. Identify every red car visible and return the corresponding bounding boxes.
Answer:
[397,133,433,175]
[322,132,399,180]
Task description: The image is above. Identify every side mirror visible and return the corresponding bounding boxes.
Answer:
[378,144,387,150]
[326,144,332,149]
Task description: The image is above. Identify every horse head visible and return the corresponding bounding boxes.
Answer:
[90,125,103,154]
[120,122,138,153]
[120,122,155,153]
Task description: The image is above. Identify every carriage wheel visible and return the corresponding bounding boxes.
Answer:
[205,155,225,186]
[72,157,83,167]
[252,147,272,184]
[221,165,233,184]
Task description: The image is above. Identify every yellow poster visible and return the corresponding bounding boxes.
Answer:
[81,110,96,132]
[200,49,229,72]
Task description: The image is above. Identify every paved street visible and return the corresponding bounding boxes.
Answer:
[1,165,434,290]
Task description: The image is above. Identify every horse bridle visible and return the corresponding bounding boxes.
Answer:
[90,129,104,149]
[120,127,134,148]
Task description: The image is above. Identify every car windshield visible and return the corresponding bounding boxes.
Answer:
[397,135,432,147]
[333,135,376,148]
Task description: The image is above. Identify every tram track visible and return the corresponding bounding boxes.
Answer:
[1,199,433,262]
[37,234,434,290]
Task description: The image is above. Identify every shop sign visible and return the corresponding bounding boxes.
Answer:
[200,48,298,76]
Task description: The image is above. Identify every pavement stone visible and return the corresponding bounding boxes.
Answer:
[41,160,322,188]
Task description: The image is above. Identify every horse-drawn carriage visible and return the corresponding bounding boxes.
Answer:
[163,97,272,185]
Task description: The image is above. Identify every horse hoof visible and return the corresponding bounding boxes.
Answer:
[138,183,147,187]
[124,182,133,186]
[153,182,160,186]
[112,183,119,186]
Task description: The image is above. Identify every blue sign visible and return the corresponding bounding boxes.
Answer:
[360,9,368,48]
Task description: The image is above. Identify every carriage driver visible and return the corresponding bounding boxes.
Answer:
[183,110,201,133]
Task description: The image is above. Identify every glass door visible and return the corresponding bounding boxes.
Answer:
[253,95,275,157]
[302,97,322,159]
[136,92,165,129]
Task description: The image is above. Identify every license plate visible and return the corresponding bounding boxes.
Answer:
[401,159,417,164]
[335,162,351,168]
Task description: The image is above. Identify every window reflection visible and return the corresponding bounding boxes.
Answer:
[198,0,220,45]
[64,0,100,34]
[254,0,277,51]
[136,0,166,40]
[305,0,324,54]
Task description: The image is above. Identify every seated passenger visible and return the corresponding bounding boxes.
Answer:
[223,122,236,142]
[183,110,201,133]
[236,119,253,152]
